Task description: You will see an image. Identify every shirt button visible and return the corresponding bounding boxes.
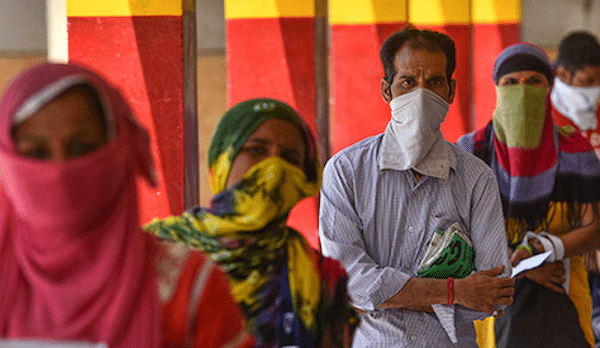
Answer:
[411,335,417,341]
[408,226,415,233]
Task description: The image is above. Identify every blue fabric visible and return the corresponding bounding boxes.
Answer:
[589,272,600,344]
[250,251,315,348]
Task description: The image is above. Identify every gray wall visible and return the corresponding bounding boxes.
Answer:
[1,1,600,54]
[522,0,600,47]
[0,0,46,52]
[198,0,226,51]
[0,0,225,53]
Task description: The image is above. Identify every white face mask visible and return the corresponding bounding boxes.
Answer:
[380,87,450,174]
[551,76,600,131]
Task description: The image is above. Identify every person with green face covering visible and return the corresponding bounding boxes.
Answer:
[145,98,357,348]
[457,43,600,348]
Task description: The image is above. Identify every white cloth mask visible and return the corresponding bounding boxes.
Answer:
[551,76,600,131]
[379,88,450,179]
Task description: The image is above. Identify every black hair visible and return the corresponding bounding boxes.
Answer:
[556,31,600,73]
[380,27,456,87]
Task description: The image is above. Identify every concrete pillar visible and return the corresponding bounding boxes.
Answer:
[47,0,68,62]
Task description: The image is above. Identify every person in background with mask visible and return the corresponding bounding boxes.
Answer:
[317,26,514,348]
[145,98,358,348]
[552,31,600,158]
[550,31,600,347]
[457,43,600,348]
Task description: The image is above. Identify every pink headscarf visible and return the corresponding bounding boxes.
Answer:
[0,63,160,347]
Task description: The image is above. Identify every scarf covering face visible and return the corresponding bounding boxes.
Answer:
[457,83,600,244]
[379,88,451,180]
[551,76,600,131]
[0,63,160,346]
[147,98,356,347]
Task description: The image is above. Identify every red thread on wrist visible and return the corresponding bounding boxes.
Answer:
[447,277,454,305]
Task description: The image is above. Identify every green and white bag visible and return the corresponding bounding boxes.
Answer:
[417,222,476,279]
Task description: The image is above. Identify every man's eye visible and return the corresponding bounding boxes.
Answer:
[401,80,414,88]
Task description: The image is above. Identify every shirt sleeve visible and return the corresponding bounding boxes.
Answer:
[457,165,512,321]
[468,167,512,279]
[318,156,411,311]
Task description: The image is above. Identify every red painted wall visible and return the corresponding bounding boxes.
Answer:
[68,16,185,223]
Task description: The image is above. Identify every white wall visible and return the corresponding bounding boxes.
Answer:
[0,0,46,52]
[46,0,67,62]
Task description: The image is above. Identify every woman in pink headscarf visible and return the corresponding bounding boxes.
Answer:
[0,62,254,348]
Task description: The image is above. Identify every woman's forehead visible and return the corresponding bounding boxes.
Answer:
[247,118,305,148]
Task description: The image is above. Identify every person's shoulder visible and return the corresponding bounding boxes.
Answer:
[557,126,595,153]
[330,134,383,160]
[447,142,495,179]
[325,134,383,171]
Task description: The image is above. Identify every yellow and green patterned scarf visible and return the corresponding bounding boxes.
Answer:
[146,99,345,345]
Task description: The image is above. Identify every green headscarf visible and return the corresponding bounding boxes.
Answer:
[208,98,319,194]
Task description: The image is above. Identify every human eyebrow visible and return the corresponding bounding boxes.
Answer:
[428,75,447,83]
[281,148,301,156]
[244,138,271,145]
[15,134,46,142]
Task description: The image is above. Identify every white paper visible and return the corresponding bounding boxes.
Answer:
[510,251,552,278]
[432,304,457,343]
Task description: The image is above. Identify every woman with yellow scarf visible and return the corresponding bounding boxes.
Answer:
[146,98,357,348]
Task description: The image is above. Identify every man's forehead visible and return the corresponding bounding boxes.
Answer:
[394,46,447,73]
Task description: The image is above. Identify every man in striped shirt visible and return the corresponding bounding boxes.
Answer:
[319,27,514,347]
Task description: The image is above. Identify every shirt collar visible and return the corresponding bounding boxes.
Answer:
[378,135,457,181]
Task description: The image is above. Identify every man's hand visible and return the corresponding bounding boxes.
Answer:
[510,248,531,266]
[523,261,566,294]
[454,265,515,315]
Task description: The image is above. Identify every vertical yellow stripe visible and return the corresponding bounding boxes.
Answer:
[66,0,182,16]
[472,0,521,24]
[225,0,314,19]
[329,0,407,25]
[409,0,470,25]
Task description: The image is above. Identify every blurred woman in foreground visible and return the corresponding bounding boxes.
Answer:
[0,63,253,348]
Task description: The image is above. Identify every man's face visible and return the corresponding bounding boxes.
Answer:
[558,64,600,87]
[381,45,456,104]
